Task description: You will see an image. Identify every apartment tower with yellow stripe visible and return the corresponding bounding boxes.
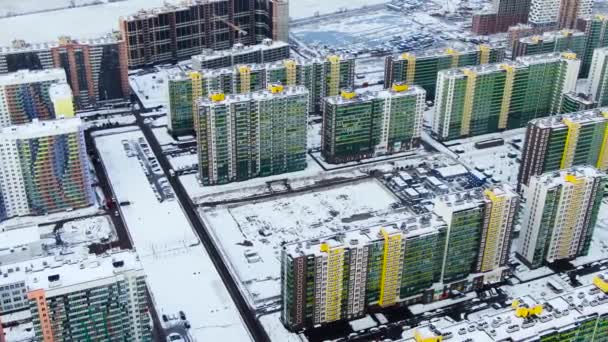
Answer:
[518,108,608,188]
[433,52,580,141]
[517,167,605,269]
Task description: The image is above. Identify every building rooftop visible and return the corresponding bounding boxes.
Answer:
[0,226,40,252]
[519,29,585,45]
[402,277,608,341]
[49,82,73,101]
[529,107,607,128]
[563,92,595,105]
[192,39,289,63]
[121,0,225,21]
[0,33,122,54]
[284,214,447,258]
[531,166,605,188]
[0,117,83,140]
[198,85,309,106]
[0,250,142,292]
[389,43,487,60]
[0,68,66,86]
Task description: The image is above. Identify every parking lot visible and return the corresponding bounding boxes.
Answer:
[122,137,175,202]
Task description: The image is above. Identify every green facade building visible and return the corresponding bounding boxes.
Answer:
[512,29,587,59]
[561,92,596,113]
[589,46,608,107]
[197,85,308,185]
[576,14,608,77]
[322,84,426,164]
[433,52,581,141]
[383,44,505,101]
[518,108,608,188]
[168,56,355,135]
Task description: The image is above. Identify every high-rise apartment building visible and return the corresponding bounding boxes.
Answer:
[434,185,519,283]
[281,185,519,331]
[0,35,130,109]
[168,56,356,134]
[511,29,586,58]
[529,0,592,28]
[23,250,151,341]
[119,0,288,68]
[191,39,290,70]
[560,92,596,113]
[517,108,608,188]
[196,85,308,185]
[589,47,608,107]
[321,84,426,164]
[0,69,73,128]
[557,0,594,29]
[577,15,608,77]
[517,167,604,269]
[472,0,531,35]
[384,44,505,101]
[0,118,93,222]
[281,216,448,331]
[433,53,580,141]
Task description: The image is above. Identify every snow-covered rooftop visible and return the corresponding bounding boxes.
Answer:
[0,117,82,140]
[0,68,66,86]
[0,226,39,250]
[529,107,607,128]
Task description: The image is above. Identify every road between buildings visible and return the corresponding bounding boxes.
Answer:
[131,105,270,342]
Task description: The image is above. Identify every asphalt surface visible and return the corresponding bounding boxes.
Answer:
[130,100,270,342]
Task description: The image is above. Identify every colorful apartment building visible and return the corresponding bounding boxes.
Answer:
[168,55,356,134]
[196,85,308,185]
[321,84,426,164]
[518,108,608,188]
[191,39,290,70]
[0,35,129,109]
[471,0,531,35]
[119,0,288,68]
[511,29,586,58]
[433,52,580,141]
[577,14,608,77]
[589,47,608,107]
[383,44,505,101]
[281,185,519,331]
[0,118,93,221]
[0,69,73,128]
[22,250,151,341]
[517,167,605,269]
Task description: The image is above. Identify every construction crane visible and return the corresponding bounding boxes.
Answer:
[220,19,248,37]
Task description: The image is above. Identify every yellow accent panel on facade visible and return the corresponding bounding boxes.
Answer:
[560,119,581,169]
[328,56,341,97]
[480,189,505,272]
[460,69,477,136]
[597,112,608,170]
[283,59,297,86]
[593,275,608,292]
[498,64,514,129]
[190,71,203,132]
[239,66,251,93]
[53,97,75,118]
[479,44,491,65]
[323,245,345,323]
[378,227,403,307]
[402,53,416,85]
[446,48,460,68]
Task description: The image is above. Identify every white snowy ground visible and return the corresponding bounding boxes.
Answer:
[95,129,251,342]
[0,206,102,231]
[201,178,401,305]
[0,0,391,45]
[445,128,526,186]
